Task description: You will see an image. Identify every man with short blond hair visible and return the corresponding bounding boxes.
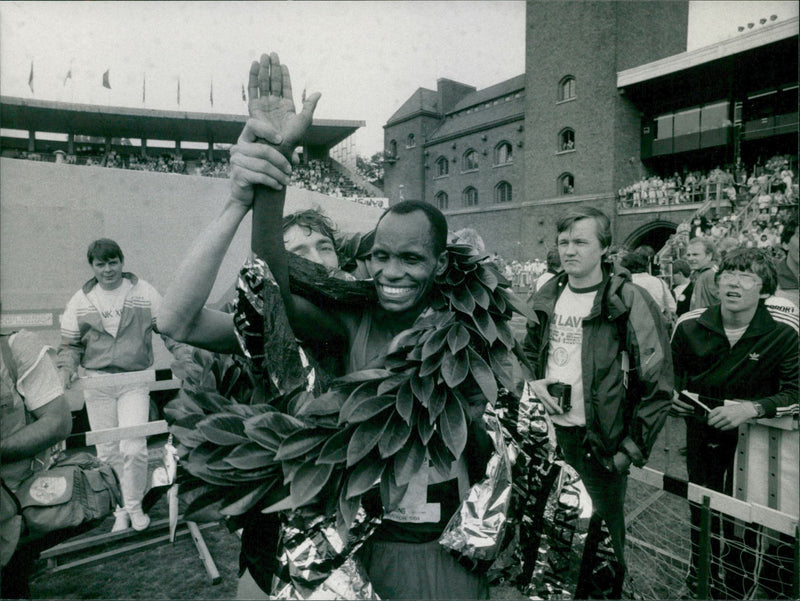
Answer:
[523,206,673,595]
[686,238,719,310]
[58,239,177,533]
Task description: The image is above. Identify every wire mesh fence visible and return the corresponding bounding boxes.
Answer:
[624,472,798,600]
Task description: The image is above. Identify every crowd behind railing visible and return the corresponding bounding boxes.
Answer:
[290,159,374,199]
[617,156,797,213]
[11,150,380,200]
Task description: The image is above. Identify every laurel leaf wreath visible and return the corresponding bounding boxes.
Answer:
[165,243,533,531]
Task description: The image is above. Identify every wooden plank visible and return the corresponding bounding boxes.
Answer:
[631,463,799,536]
[83,420,168,446]
[0,311,55,328]
[73,370,159,389]
[754,415,798,432]
[749,502,799,537]
[40,517,174,558]
[734,421,799,515]
[36,522,218,576]
[630,466,664,489]
[779,432,799,514]
[187,521,221,584]
[735,427,750,501]
[768,429,780,510]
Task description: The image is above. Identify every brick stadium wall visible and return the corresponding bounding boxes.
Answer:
[520,0,689,261]
[425,117,525,209]
[0,157,383,361]
[525,1,619,200]
[383,114,442,204]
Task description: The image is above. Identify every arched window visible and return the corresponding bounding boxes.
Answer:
[559,128,575,152]
[558,173,575,195]
[435,191,449,210]
[388,140,397,158]
[462,186,479,207]
[559,76,576,102]
[494,141,513,165]
[462,149,479,171]
[495,181,512,203]
[435,156,449,177]
[406,133,416,148]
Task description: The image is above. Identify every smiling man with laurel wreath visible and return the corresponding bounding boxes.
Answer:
[237,52,507,599]
[159,53,533,599]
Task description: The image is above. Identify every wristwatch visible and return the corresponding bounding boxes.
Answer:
[752,402,766,418]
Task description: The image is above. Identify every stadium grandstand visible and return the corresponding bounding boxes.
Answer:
[383,3,798,267]
[0,95,385,201]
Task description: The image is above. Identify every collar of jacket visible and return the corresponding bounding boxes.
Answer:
[532,262,632,322]
[693,264,717,278]
[81,272,138,295]
[696,300,777,338]
[775,259,798,290]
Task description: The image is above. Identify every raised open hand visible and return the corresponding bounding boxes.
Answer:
[248,52,321,159]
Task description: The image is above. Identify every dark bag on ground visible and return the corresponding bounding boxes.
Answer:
[14,452,122,539]
[1,479,23,567]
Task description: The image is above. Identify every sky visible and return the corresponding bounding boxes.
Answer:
[1,1,797,156]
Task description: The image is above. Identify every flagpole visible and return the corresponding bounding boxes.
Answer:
[102,69,112,107]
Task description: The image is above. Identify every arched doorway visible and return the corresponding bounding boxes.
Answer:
[624,220,677,254]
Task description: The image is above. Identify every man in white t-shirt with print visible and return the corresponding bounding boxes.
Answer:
[522,207,673,596]
[58,239,184,533]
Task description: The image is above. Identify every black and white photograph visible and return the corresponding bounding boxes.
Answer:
[0,1,797,599]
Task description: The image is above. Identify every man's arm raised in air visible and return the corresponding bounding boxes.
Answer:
[156,115,292,353]
[244,53,349,347]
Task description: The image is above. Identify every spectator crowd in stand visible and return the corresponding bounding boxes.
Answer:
[11,150,380,203]
[490,154,796,301]
[196,156,229,178]
[656,155,797,275]
[289,159,374,199]
[617,156,796,212]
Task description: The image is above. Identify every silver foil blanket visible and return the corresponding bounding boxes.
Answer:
[490,386,560,586]
[271,507,380,599]
[439,409,514,569]
[529,462,586,600]
[272,556,377,600]
[233,255,307,400]
[492,386,625,599]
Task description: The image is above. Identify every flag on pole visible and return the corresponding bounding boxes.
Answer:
[210,79,214,107]
[102,69,111,89]
[177,78,181,105]
[28,61,34,93]
[241,83,246,102]
[63,69,72,86]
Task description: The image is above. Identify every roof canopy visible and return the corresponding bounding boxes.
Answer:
[0,96,363,149]
[617,18,798,113]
